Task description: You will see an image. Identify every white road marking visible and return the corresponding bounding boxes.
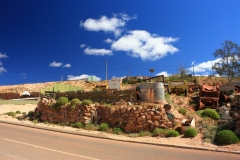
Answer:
[4,138,100,160]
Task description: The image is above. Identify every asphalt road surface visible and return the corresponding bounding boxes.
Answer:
[0,123,239,160]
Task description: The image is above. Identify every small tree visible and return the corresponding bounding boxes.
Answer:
[179,66,189,79]
[149,68,154,77]
[212,40,240,84]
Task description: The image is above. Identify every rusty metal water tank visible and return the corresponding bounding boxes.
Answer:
[139,82,165,102]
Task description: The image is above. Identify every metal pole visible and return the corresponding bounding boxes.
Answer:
[105,60,108,80]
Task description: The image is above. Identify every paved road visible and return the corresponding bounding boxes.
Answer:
[0,123,239,160]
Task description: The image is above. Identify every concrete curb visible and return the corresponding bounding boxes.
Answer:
[1,120,240,155]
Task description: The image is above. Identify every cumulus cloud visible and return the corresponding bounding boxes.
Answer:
[49,61,63,67]
[104,38,113,44]
[111,30,179,61]
[80,13,136,37]
[80,44,86,48]
[84,47,113,56]
[156,71,170,77]
[189,59,220,73]
[67,74,101,81]
[0,67,7,75]
[63,64,71,68]
[0,52,8,58]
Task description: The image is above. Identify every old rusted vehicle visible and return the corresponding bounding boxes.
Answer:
[167,80,188,97]
[199,84,220,109]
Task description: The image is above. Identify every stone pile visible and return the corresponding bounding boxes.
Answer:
[36,98,177,133]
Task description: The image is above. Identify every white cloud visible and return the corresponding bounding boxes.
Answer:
[104,38,113,43]
[63,64,71,68]
[67,74,101,81]
[49,61,62,67]
[80,44,86,48]
[0,67,7,75]
[189,58,220,73]
[156,71,170,77]
[80,13,136,37]
[111,30,179,61]
[19,72,27,79]
[0,52,8,58]
[84,47,113,56]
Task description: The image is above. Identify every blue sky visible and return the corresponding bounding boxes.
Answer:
[1,0,240,85]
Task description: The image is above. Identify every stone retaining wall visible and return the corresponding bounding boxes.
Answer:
[37,98,175,133]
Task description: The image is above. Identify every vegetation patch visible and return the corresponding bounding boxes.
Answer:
[215,130,239,145]
[201,108,220,120]
[5,111,16,117]
[138,131,152,137]
[85,123,98,131]
[166,130,179,137]
[70,98,80,109]
[178,108,187,115]
[81,99,93,106]
[184,128,198,138]
[70,122,84,128]
[98,123,109,131]
[15,110,21,114]
[112,127,124,135]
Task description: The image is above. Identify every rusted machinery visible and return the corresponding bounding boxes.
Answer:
[199,84,220,109]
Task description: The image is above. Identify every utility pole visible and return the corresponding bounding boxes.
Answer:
[126,66,130,77]
[105,60,108,80]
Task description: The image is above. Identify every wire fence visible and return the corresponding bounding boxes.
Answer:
[0,100,40,105]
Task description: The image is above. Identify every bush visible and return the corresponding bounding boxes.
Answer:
[15,110,21,114]
[184,128,198,137]
[152,128,168,137]
[178,108,187,115]
[138,131,152,137]
[196,110,204,116]
[215,130,239,145]
[28,111,34,117]
[22,112,26,115]
[70,122,84,128]
[70,98,80,109]
[113,127,123,135]
[201,108,220,120]
[6,111,16,117]
[57,97,69,106]
[85,123,98,131]
[166,130,179,137]
[99,123,109,131]
[81,99,93,106]
[52,97,69,110]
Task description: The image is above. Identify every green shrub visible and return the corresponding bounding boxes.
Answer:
[178,108,187,115]
[15,110,21,114]
[113,127,124,135]
[201,108,220,120]
[85,123,98,130]
[28,111,34,117]
[6,111,16,117]
[81,99,93,106]
[196,110,204,116]
[99,123,109,131]
[52,97,69,110]
[22,112,26,115]
[152,128,168,137]
[166,130,179,137]
[70,122,84,128]
[70,98,80,109]
[57,97,69,106]
[215,130,239,145]
[138,131,152,137]
[184,128,198,137]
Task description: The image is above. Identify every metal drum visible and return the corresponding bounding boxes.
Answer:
[139,82,165,102]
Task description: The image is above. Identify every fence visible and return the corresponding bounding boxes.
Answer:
[0,99,40,105]
[54,89,137,103]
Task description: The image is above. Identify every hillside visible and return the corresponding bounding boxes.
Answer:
[0,76,231,94]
